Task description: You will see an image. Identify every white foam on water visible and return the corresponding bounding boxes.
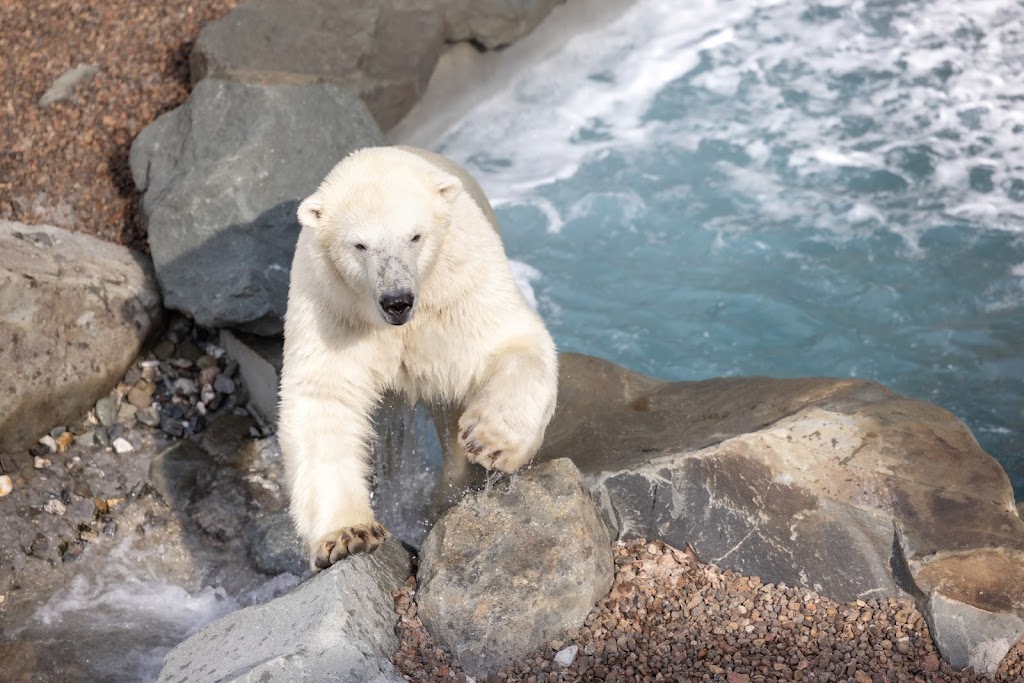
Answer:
[509,259,543,310]
[23,537,300,681]
[438,0,774,203]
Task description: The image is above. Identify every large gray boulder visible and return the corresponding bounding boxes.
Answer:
[416,458,613,677]
[157,538,411,683]
[190,0,444,131]
[130,78,383,334]
[538,352,1024,674]
[0,221,162,453]
[440,0,563,49]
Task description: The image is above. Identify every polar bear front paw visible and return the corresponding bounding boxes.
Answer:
[311,522,389,572]
[458,411,534,475]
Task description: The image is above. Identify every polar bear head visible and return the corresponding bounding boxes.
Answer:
[297,148,464,326]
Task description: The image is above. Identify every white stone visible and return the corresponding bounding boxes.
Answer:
[0,474,12,496]
[554,644,578,667]
[33,456,52,469]
[38,434,58,452]
[44,498,67,516]
[112,437,134,454]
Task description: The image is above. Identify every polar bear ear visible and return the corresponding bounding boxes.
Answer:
[435,173,463,202]
[297,194,324,229]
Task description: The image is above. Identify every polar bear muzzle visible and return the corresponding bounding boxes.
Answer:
[379,290,415,325]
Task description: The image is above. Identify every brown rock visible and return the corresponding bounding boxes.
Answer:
[536,352,1024,672]
[0,222,162,454]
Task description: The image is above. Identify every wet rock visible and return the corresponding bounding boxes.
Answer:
[190,0,444,130]
[94,397,117,427]
[536,352,1024,671]
[417,459,613,677]
[38,63,100,107]
[247,510,305,576]
[130,76,382,334]
[157,538,411,683]
[148,441,215,510]
[441,0,562,49]
[219,329,282,422]
[0,221,162,454]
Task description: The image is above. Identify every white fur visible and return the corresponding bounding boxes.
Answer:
[279,146,558,556]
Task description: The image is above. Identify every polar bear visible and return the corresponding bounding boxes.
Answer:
[279,146,559,571]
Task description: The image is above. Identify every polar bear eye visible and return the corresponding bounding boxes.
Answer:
[354,243,367,251]
[411,234,421,243]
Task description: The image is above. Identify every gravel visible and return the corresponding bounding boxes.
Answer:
[0,0,238,250]
[393,539,1024,682]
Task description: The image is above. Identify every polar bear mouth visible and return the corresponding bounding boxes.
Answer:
[379,291,415,325]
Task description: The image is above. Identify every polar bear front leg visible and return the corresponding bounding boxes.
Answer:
[457,345,558,474]
[278,394,389,572]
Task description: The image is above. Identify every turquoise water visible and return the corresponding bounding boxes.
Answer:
[438,0,1024,497]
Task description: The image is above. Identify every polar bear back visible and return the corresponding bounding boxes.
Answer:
[397,146,500,235]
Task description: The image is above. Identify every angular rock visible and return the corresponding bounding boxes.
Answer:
[911,548,1024,674]
[537,352,1024,671]
[220,330,283,423]
[130,79,383,334]
[157,538,411,683]
[149,441,216,510]
[247,510,306,576]
[440,0,562,49]
[190,0,444,130]
[0,221,162,454]
[417,458,613,677]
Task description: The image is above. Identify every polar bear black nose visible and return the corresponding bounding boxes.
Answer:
[380,291,415,324]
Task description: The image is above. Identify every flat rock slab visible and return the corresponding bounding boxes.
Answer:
[130,78,383,334]
[417,458,613,677]
[157,538,411,683]
[190,0,444,130]
[538,352,1024,672]
[0,221,162,453]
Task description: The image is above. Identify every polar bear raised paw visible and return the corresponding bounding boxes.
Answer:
[311,522,389,572]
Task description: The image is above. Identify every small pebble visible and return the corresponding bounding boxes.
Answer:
[174,377,198,395]
[94,427,111,447]
[38,434,58,453]
[0,474,12,496]
[33,455,52,469]
[94,397,117,426]
[136,407,161,427]
[43,498,67,516]
[213,374,236,395]
[56,431,73,453]
[117,402,138,422]
[112,437,134,454]
[554,645,578,667]
[196,354,219,369]
[48,425,67,439]
[152,339,175,360]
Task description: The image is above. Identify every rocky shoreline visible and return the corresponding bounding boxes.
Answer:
[2,1,1024,681]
